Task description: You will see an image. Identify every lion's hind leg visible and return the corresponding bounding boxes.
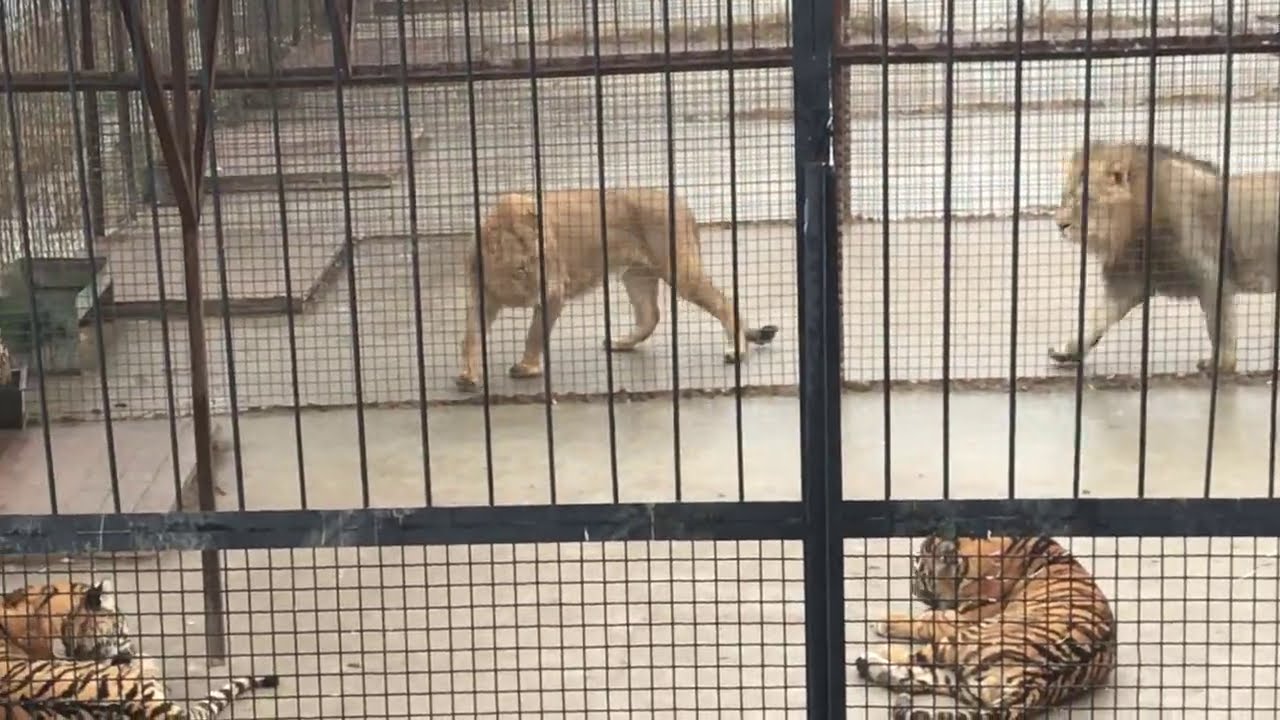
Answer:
[606,266,661,353]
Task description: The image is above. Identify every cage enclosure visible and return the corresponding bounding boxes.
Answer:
[0,256,114,376]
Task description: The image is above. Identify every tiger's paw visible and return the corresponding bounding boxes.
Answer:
[891,692,978,720]
[854,647,913,689]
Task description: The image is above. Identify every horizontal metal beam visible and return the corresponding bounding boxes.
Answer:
[0,502,808,554]
[3,33,1275,92]
[842,498,1280,538]
[1,498,1279,555]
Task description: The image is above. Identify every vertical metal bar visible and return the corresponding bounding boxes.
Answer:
[660,0,682,500]
[261,0,309,507]
[727,0,745,500]
[392,0,433,503]
[0,2,58,512]
[1137,0,1159,498]
[521,0,558,503]
[60,0,122,511]
[195,4,245,511]
[458,0,498,506]
[1071,0,1096,499]
[1008,0,1025,499]
[793,0,844,715]
[1204,3,1234,495]
[940,0,954,499]
[78,0,104,238]
[133,68,184,512]
[878,0,891,501]
[109,8,137,210]
[324,0,372,505]
[588,0,621,503]
[831,0,850,227]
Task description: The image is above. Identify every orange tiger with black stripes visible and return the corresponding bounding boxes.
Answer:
[856,535,1117,719]
[0,579,277,719]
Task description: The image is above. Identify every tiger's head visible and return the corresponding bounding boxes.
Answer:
[2,579,134,661]
[909,535,1034,611]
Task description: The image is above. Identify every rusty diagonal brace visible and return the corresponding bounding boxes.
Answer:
[115,0,195,225]
[191,0,221,196]
[111,0,228,663]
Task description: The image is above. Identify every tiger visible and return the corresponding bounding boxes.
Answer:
[855,535,1117,719]
[0,670,279,719]
[1,580,278,719]
[2,580,133,660]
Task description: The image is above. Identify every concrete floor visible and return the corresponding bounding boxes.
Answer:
[4,4,1279,718]
[4,387,1277,718]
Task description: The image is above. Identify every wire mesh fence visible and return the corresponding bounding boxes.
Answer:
[0,0,1278,718]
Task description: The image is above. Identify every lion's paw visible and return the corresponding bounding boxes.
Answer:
[1197,354,1237,374]
[455,373,480,392]
[605,338,638,353]
[1047,342,1083,365]
[508,362,543,379]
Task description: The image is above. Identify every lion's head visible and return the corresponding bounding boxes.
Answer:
[1053,143,1153,266]
[473,193,549,301]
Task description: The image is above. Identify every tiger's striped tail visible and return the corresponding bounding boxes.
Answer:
[184,674,279,720]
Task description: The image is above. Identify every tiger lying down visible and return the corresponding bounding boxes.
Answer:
[0,579,278,719]
[856,535,1117,720]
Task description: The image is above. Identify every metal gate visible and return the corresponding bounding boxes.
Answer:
[1,0,1279,717]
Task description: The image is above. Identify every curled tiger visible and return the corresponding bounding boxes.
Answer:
[855,535,1117,719]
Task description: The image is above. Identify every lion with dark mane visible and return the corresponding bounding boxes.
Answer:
[456,188,779,390]
[1049,141,1280,373]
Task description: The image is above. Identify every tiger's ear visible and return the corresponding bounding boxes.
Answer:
[86,579,116,611]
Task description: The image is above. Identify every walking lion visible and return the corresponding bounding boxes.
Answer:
[455,188,779,391]
[1049,141,1280,373]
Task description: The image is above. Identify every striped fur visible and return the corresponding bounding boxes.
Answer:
[2,580,277,718]
[1,581,133,661]
[0,660,278,719]
[855,535,1117,719]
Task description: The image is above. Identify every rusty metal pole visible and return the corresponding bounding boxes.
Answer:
[79,0,104,237]
[167,0,228,665]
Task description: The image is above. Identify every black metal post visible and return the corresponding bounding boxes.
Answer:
[793,0,844,714]
[79,0,104,237]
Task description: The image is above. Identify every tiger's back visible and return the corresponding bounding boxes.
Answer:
[858,535,1117,719]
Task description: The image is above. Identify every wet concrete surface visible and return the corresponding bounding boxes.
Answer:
[5,388,1278,718]
[5,4,1280,717]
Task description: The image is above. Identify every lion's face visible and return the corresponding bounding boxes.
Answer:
[1054,153,1141,263]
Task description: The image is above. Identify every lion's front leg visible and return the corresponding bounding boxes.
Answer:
[1048,277,1144,365]
[510,293,565,380]
[457,287,502,392]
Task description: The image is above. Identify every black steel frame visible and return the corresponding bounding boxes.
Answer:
[2,1,1280,718]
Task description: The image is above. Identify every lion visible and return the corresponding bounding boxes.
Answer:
[1049,141,1280,373]
[455,188,780,391]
